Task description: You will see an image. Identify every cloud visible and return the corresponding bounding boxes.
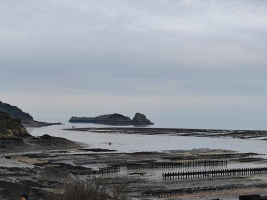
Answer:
[1,0,266,68]
[1,0,267,120]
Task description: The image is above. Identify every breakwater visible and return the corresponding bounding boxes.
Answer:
[127,160,227,170]
[99,166,120,174]
[163,167,267,180]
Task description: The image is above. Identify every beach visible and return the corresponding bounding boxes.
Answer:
[1,123,267,199]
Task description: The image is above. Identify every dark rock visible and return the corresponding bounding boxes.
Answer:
[38,166,71,180]
[69,112,153,125]
[106,113,131,121]
[79,148,117,152]
[132,112,153,124]
[0,100,62,128]
[40,134,53,140]
[0,180,50,200]
[22,120,63,127]
[0,142,5,148]
[239,194,261,200]
[0,110,29,137]
[0,101,33,122]
[35,162,95,175]
[35,134,79,148]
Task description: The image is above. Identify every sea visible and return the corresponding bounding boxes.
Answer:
[28,117,267,155]
[36,116,267,130]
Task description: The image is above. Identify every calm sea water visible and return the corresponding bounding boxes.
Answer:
[37,117,267,130]
[28,118,267,155]
[151,118,267,130]
[27,117,267,200]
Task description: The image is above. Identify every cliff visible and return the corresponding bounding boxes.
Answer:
[132,113,153,125]
[69,113,154,125]
[0,101,62,127]
[0,110,29,137]
[0,101,33,122]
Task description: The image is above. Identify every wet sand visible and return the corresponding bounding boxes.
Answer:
[65,127,267,140]
[1,127,267,199]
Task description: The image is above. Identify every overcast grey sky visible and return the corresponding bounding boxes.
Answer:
[1,0,267,121]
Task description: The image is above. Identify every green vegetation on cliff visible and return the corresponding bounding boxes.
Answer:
[0,101,33,122]
[0,110,28,137]
[105,113,131,121]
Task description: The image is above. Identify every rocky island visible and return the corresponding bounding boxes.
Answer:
[69,112,154,125]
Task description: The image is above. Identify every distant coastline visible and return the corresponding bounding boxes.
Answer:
[22,121,63,127]
[0,100,63,128]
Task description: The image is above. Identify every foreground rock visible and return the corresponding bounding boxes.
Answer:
[1,148,267,199]
[0,127,81,199]
[0,134,80,153]
[0,110,29,138]
[69,112,154,125]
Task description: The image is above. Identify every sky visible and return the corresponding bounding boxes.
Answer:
[1,0,267,122]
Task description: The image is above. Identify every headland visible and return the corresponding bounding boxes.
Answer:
[0,101,63,127]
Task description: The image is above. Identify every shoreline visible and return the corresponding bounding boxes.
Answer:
[1,126,267,199]
[22,121,63,128]
[65,127,267,140]
[1,146,266,199]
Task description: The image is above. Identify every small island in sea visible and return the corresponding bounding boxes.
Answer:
[69,112,154,125]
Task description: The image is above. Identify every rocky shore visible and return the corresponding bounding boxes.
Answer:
[1,143,267,199]
[65,127,267,140]
[1,125,267,199]
[0,132,82,199]
[22,121,63,128]
[0,134,80,154]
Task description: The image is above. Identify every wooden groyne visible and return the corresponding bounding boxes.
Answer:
[163,167,267,180]
[99,166,120,174]
[142,184,261,198]
[127,160,227,170]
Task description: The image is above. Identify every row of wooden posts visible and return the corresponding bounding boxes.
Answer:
[143,184,252,198]
[99,166,120,174]
[163,167,267,180]
[127,160,227,170]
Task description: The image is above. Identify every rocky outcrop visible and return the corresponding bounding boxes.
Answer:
[22,121,62,128]
[132,113,153,125]
[0,110,29,137]
[69,113,131,124]
[0,101,33,122]
[0,101,62,127]
[105,113,131,122]
[69,113,154,125]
